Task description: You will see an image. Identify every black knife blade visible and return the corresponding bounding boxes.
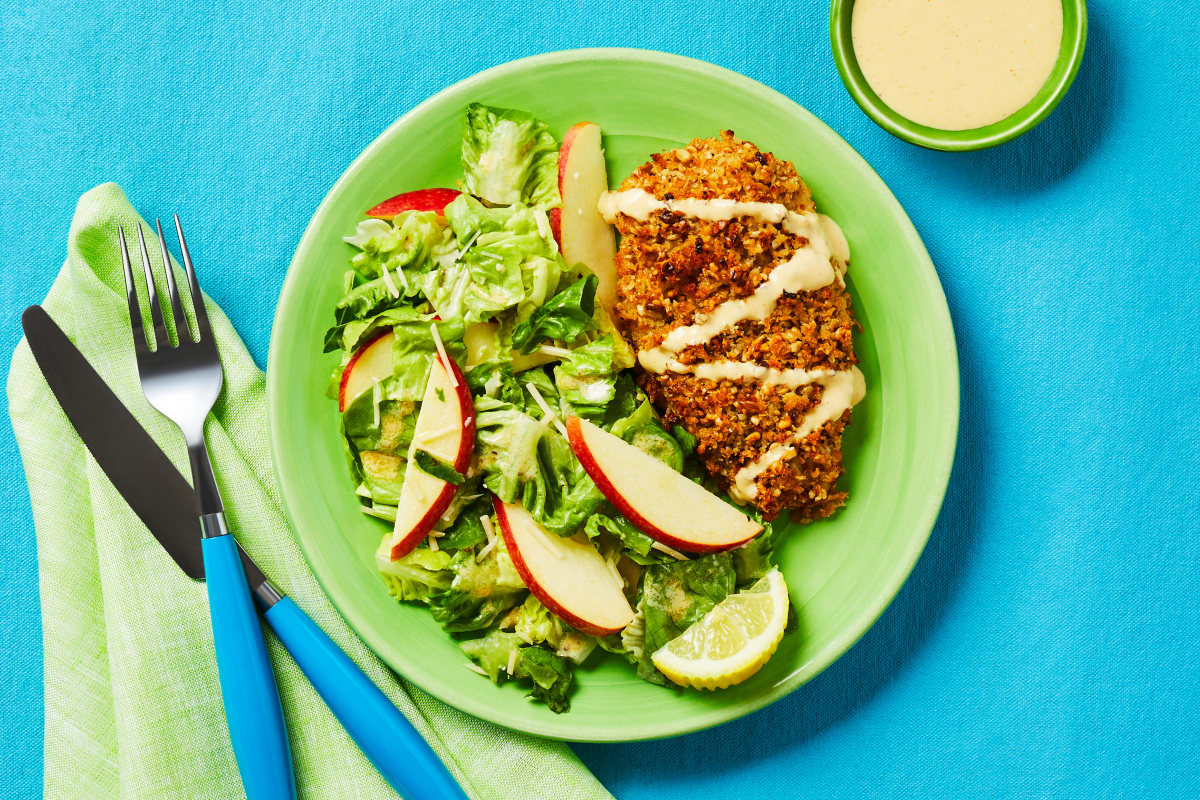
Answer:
[21,305,267,591]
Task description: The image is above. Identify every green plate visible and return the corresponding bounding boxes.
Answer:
[267,48,959,742]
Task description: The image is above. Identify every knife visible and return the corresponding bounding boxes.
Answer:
[22,305,468,800]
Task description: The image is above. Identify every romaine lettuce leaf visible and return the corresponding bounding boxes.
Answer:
[732,515,776,584]
[461,103,559,209]
[638,553,737,684]
[584,511,661,563]
[344,210,450,281]
[513,594,563,648]
[460,628,524,681]
[472,395,548,502]
[511,275,598,353]
[436,495,491,550]
[472,393,605,535]
[554,335,618,421]
[429,588,522,633]
[376,539,455,603]
[517,646,573,713]
[381,315,466,402]
[429,195,567,323]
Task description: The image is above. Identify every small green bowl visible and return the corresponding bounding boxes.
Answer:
[830,0,1087,151]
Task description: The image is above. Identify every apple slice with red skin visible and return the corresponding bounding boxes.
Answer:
[556,122,617,313]
[366,188,460,220]
[493,497,633,636]
[566,416,762,554]
[338,329,395,412]
[385,353,475,560]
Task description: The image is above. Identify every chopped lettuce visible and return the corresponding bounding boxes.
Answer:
[459,632,575,713]
[518,646,573,713]
[637,553,737,684]
[438,194,567,322]
[733,517,777,584]
[461,102,559,209]
[512,595,564,648]
[436,495,491,550]
[622,424,684,472]
[460,628,524,681]
[343,210,450,281]
[376,540,455,602]
[428,535,526,633]
[584,511,662,564]
[554,336,618,421]
[511,275,598,353]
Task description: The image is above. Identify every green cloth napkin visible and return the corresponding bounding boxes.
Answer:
[7,183,614,800]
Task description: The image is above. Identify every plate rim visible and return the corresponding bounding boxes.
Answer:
[267,47,960,741]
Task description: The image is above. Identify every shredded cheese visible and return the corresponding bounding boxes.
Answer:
[475,538,498,561]
[429,323,458,387]
[538,344,571,358]
[534,208,555,250]
[476,515,498,562]
[525,382,568,436]
[463,662,488,677]
[379,263,401,298]
[651,541,690,561]
[454,230,479,263]
[371,379,382,428]
[428,534,439,552]
[506,648,518,676]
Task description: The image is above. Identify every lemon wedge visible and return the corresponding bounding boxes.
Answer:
[651,567,789,690]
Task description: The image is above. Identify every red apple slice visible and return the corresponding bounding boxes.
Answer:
[385,353,475,559]
[366,188,460,219]
[493,497,633,636]
[338,330,395,412]
[566,416,762,553]
[557,122,617,313]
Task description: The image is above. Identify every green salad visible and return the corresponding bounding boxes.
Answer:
[325,103,777,712]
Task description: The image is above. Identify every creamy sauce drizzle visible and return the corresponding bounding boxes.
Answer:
[733,366,866,501]
[601,188,865,501]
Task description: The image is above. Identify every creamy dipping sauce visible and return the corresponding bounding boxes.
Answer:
[851,0,1063,130]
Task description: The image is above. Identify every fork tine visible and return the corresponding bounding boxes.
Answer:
[156,218,193,343]
[173,215,212,342]
[117,225,149,354]
[137,224,170,349]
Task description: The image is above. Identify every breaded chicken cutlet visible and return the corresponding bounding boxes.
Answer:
[602,132,863,521]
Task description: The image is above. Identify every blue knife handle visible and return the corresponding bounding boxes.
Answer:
[263,596,468,800]
[202,532,297,800]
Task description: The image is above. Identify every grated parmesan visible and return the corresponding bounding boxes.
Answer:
[525,382,568,437]
[651,541,690,561]
[429,323,458,387]
[379,263,401,299]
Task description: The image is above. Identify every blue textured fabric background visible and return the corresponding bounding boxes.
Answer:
[2,2,1197,798]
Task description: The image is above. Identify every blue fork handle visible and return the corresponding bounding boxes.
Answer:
[264,596,468,800]
[202,532,297,800]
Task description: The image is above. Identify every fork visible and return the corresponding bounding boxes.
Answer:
[119,219,296,800]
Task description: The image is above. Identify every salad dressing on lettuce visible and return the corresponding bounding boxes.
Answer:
[325,104,782,712]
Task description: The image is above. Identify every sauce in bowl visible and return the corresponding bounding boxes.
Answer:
[851,0,1063,131]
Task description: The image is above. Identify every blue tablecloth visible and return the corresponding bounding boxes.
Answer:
[2,2,1197,798]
